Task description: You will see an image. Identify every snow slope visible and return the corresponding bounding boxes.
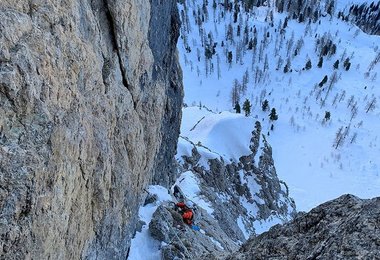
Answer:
[178,0,380,211]
[128,186,171,260]
[180,107,253,161]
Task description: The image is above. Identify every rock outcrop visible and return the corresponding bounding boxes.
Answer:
[178,121,296,242]
[142,120,295,260]
[0,0,182,259]
[149,205,238,260]
[228,194,380,260]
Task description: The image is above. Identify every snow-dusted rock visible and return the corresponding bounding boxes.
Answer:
[228,194,380,260]
[177,121,296,242]
[149,205,238,260]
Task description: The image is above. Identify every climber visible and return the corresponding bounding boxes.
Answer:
[173,185,184,201]
[175,201,194,225]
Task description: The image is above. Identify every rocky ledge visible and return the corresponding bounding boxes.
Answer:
[228,194,380,260]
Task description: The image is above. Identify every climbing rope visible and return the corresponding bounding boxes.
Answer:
[160,202,192,260]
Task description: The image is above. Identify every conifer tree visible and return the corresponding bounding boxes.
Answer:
[317,56,323,68]
[324,111,331,121]
[243,99,252,116]
[333,59,339,69]
[319,75,328,87]
[305,59,312,70]
[284,63,290,73]
[228,51,233,64]
[344,58,351,71]
[262,99,269,111]
[234,102,241,113]
[248,39,253,50]
[269,108,279,121]
[283,17,288,28]
[345,62,351,71]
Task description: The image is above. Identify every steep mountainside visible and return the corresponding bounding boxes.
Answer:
[177,110,296,239]
[178,0,380,211]
[129,110,296,259]
[228,194,380,259]
[0,1,182,259]
[129,0,379,258]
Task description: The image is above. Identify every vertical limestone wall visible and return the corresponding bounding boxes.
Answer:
[0,0,183,258]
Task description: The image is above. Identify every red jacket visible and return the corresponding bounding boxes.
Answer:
[176,202,193,225]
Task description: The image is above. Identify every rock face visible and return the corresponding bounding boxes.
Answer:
[0,1,182,259]
[178,121,296,242]
[134,120,294,260]
[228,194,380,260]
[149,205,238,260]
[131,119,294,260]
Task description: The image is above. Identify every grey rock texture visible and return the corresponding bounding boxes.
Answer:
[0,0,182,259]
[228,194,380,260]
[149,205,238,260]
[150,2,184,188]
[178,121,296,243]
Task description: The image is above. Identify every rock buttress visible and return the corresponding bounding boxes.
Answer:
[0,0,183,259]
[227,195,380,260]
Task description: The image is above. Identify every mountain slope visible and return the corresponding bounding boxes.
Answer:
[178,0,380,211]
[129,1,379,258]
[129,109,296,258]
